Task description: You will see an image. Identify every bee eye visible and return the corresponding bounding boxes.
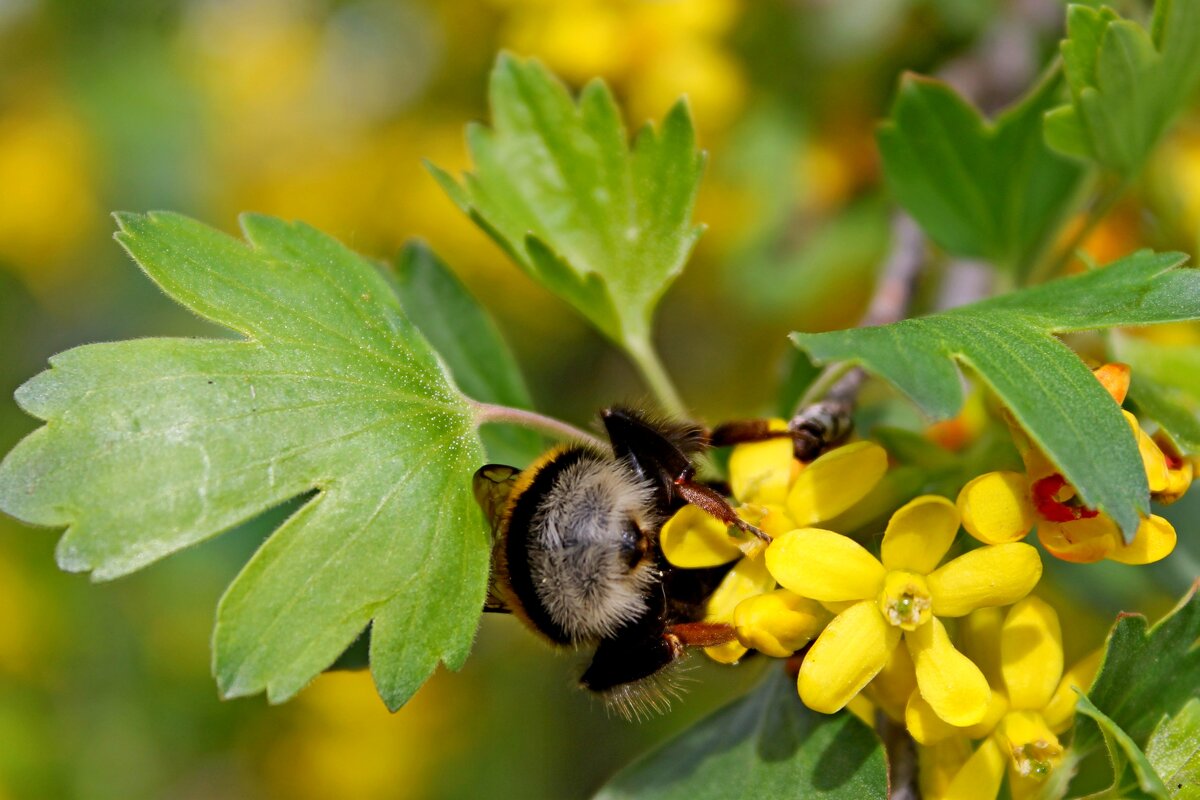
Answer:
[619,520,645,571]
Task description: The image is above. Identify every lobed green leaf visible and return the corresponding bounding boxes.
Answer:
[0,212,489,710]
[1112,333,1200,451]
[593,670,888,800]
[791,250,1200,537]
[1047,0,1200,177]
[1146,698,1200,798]
[392,241,543,466]
[1076,585,1200,755]
[878,70,1085,276]
[1076,692,1172,799]
[429,53,705,349]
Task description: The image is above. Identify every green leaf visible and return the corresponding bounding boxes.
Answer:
[0,212,488,710]
[429,53,705,350]
[392,241,543,466]
[593,670,888,800]
[1147,699,1200,798]
[1076,691,1171,799]
[1076,586,1200,756]
[878,70,1086,275]
[1112,334,1200,451]
[1047,0,1200,177]
[790,250,1200,537]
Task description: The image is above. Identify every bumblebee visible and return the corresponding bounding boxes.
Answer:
[473,404,850,718]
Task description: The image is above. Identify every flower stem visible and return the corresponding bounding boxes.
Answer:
[625,335,689,419]
[470,401,606,450]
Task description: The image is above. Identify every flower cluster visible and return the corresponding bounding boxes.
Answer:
[660,365,1190,789]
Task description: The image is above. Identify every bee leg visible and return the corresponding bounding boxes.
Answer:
[674,476,772,543]
[668,621,736,647]
[709,400,854,461]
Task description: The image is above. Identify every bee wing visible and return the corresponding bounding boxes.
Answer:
[472,464,520,541]
[473,464,521,614]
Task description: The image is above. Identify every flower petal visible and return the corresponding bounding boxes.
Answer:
[963,689,1011,740]
[1107,515,1177,565]
[1093,363,1130,404]
[766,528,885,601]
[729,423,795,505]
[661,505,744,567]
[705,555,775,622]
[918,738,974,800]
[928,543,1041,618]
[1037,517,1118,564]
[1044,649,1103,733]
[881,495,961,573]
[958,606,1004,686]
[906,693,960,746]
[866,640,917,723]
[907,617,991,727]
[939,735,1006,800]
[798,600,900,714]
[957,471,1036,545]
[787,441,887,525]
[733,589,827,658]
[1001,597,1063,711]
[1126,410,1170,493]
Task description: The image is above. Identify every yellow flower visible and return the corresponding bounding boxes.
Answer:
[910,598,1103,800]
[766,496,1041,725]
[660,429,887,662]
[956,365,1183,564]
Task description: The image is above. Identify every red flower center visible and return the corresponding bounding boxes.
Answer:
[1031,474,1099,523]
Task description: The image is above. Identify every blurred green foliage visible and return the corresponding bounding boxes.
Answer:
[2,0,1200,798]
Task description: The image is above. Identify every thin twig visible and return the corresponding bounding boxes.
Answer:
[879,712,919,800]
[795,211,926,413]
[470,400,607,450]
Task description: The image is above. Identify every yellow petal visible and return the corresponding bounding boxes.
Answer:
[1037,517,1119,564]
[729,423,795,505]
[1107,515,1177,565]
[881,495,961,573]
[798,600,900,714]
[1126,410,1170,493]
[1001,597,1063,711]
[1093,362,1130,404]
[998,711,1063,782]
[928,543,1041,618]
[866,640,918,723]
[765,528,886,601]
[787,441,887,525]
[958,606,1004,686]
[705,555,775,622]
[1044,649,1103,733]
[963,689,1011,740]
[660,505,744,567]
[733,590,827,658]
[907,617,991,727]
[918,738,974,800]
[957,472,1036,545]
[846,694,876,727]
[704,639,748,664]
[740,503,800,538]
[907,693,960,746]
[939,735,1006,800]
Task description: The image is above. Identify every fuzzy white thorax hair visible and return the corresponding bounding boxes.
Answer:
[527,455,660,641]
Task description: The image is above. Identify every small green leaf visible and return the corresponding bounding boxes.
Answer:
[1048,0,1200,177]
[593,670,888,800]
[791,250,1200,537]
[429,53,705,350]
[1147,698,1200,798]
[1076,586,1200,755]
[392,241,543,466]
[878,70,1086,275]
[1112,334,1200,451]
[0,212,488,710]
[1075,692,1171,799]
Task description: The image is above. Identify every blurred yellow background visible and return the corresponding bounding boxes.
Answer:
[2,1,1199,797]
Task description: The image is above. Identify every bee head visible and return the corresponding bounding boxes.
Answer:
[501,448,662,644]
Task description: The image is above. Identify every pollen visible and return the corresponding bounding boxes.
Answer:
[878,571,932,631]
